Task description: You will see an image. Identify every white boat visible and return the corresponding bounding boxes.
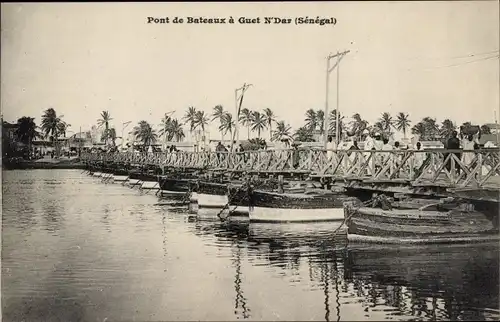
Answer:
[243,190,358,223]
[249,206,345,223]
[112,175,129,182]
[196,182,249,219]
[197,193,227,209]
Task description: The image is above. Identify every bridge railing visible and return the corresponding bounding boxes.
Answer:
[81,148,500,188]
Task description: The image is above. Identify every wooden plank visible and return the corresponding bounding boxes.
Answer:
[362,178,409,184]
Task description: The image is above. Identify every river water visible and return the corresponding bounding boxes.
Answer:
[2,170,499,321]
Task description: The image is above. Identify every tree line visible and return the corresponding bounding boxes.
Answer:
[4,106,495,158]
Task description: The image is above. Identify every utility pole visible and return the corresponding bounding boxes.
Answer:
[495,109,500,147]
[323,50,350,147]
[233,83,253,151]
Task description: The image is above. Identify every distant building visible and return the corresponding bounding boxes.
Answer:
[67,131,93,150]
[2,121,18,141]
[90,125,102,144]
[2,121,21,158]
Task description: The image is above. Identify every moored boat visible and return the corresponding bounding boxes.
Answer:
[344,201,499,244]
[128,170,156,188]
[158,176,193,202]
[228,182,360,223]
[112,174,129,182]
[110,167,130,182]
[249,189,359,223]
[192,181,248,219]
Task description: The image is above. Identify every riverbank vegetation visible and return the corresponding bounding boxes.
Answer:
[3,105,495,160]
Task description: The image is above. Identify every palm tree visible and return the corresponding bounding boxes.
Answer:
[351,113,369,139]
[219,112,235,141]
[294,126,315,142]
[239,108,253,139]
[15,117,41,155]
[379,112,394,134]
[272,120,292,142]
[159,116,185,143]
[100,125,119,148]
[41,108,64,157]
[304,109,317,131]
[132,120,157,151]
[263,108,276,141]
[411,121,427,140]
[212,105,226,140]
[56,121,70,138]
[422,117,440,140]
[183,106,197,140]
[106,128,117,146]
[250,111,267,138]
[194,111,209,132]
[159,114,173,146]
[97,111,113,146]
[316,110,325,136]
[395,112,411,139]
[373,121,385,135]
[169,119,185,142]
[440,119,456,139]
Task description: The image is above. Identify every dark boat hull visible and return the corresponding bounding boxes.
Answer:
[158,177,193,193]
[344,205,499,244]
[110,168,129,176]
[196,181,229,196]
[128,171,158,182]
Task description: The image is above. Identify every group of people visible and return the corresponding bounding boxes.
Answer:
[322,129,484,177]
[445,130,481,172]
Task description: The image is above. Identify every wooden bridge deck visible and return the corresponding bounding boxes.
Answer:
[82,148,500,199]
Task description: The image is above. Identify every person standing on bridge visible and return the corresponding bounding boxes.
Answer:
[363,131,377,175]
[216,141,227,163]
[347,140,360,168]
[446,131,461,175]
[413,141,426,174]
[372,133,384,171]
[462,134,476,166]
[326,136,336,162]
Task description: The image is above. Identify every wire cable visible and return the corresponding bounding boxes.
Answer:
[423,54,499,71]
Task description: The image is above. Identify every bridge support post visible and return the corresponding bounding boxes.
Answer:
[278,175,284,193]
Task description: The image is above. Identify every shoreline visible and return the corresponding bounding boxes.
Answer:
[2,160,86,170]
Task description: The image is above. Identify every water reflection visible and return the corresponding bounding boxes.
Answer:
[41,202,64,234]
[195,221,499,321]
[3,170,499,321]
[101,205,111,232]
[232,243,250,319]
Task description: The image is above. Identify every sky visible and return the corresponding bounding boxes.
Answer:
[1,2,499,140]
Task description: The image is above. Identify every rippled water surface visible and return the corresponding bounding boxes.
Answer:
[2,170,499,321]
